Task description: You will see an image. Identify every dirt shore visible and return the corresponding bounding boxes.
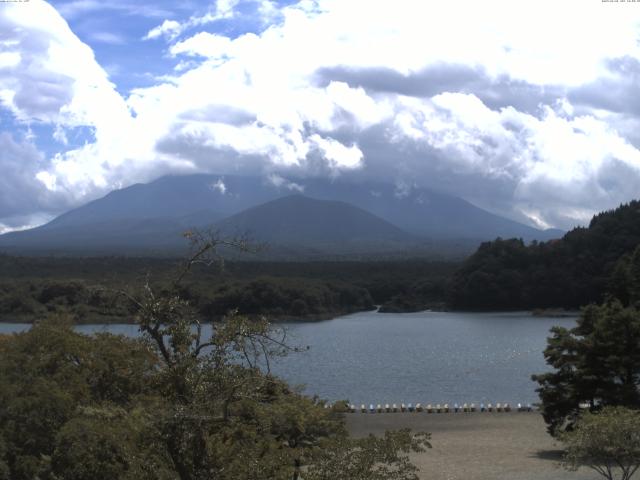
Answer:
[346,412,600,480]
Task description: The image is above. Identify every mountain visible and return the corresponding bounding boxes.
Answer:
[448,200,640,310]
[215,194,418,254]
[0,195,422,257]
[300,177,564,241]
[0,174,563,256]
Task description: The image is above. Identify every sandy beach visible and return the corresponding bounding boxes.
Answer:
[346,412,601,480]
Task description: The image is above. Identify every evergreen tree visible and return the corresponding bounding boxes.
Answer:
[533,301,640,435]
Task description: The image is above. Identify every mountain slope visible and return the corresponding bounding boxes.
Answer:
[300,178,563,241]
[216,194,415,250]
[0,174,563,255]
[449,200,640,310]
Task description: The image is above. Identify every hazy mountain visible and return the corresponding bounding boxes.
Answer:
[216,194,418,254]
[0,174,563,256]
[300,178,564,241]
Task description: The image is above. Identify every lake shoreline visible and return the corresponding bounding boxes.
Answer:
[346,412,598,480]
[0,307,579,325]
[2,310,579,404]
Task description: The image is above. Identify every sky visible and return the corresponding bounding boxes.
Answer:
[1,0,640,233]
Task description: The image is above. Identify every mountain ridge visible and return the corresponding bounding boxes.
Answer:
[0,174,564,257]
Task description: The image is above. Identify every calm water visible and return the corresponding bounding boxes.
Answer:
[0,311,577,405]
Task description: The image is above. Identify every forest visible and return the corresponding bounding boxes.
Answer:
[0,255,456,323]
[0,236,431,480]
[2,200,640,324]
[449,201,640,310]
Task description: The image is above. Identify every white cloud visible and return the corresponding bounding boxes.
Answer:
[56,0,171,20]
[211,178,226,194]
[169,32,233,58]
[144,19,182,41]
[2,0,640,230]
[267,173,304,192]
[309,135,363,170]
[144,0,240,42]
[88,31,126,45]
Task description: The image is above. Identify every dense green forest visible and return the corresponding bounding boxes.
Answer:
[3,200,640,323]
[0,235,430,479]
[0,255,456,323]
[449,201,640,310]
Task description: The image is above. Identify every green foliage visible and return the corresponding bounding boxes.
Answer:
[450,201,640,310]
[199,276,374,319]
[533,301,640,435]
[0,256,456,322]
[0,279,134,323]
[305,429,431,480]
[0,317,157,479]
[51,406,172,480]
[561,406,640,480]
[608,246,640,308]
[0,235,430,479]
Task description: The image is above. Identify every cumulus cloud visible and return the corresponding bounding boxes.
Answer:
[144,0,239,42]
[0,132,70,228]
[2,0,640,231]
[266,173,304,192]
[144,19,182,41]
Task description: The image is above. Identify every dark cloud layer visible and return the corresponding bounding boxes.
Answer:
[315,64,565,115]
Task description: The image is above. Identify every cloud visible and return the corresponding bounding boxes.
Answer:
[169,32,234,58]
[0,132,71,225]
[55,0,172,20]
[2,0,640,232]
[144,0,239,42]
[88,31,126,45]
[210,178,226,194]
[144,19,182,41]
[266,173,304,192]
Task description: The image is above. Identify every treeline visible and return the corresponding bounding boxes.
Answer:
[0,257,458,322]
[0,280,131,323]
[449,200,640,310]
[0,315,428,479]
[191,276,375,320]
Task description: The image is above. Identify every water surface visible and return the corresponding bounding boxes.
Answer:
[2,310,577,405]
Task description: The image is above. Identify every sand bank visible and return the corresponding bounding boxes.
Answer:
[346,412,601,480]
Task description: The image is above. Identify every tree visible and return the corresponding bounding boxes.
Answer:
[305,429,430,480]
[116,230,430,479]
[0,230,430,479]
[533,301,640,435]
[561,406,640,480]
[0,316,158,479]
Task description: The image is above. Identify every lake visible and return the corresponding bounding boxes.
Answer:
[0,310,577,406]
